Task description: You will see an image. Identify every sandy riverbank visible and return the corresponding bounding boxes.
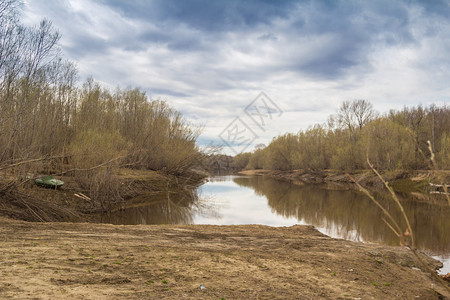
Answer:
[0,217,448,299]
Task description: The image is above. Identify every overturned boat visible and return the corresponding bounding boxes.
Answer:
[35,176,64,189]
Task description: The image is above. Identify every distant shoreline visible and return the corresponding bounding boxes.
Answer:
[238,169,450,194]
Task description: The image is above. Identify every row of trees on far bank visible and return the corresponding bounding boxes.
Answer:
[233,100,450,172]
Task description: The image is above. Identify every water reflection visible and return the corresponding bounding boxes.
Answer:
[232,176,450,257]
[99,189,219,225]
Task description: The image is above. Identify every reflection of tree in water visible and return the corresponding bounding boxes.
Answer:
[233,176,450,255]
[99,187,219,225]
[208,175,235,183]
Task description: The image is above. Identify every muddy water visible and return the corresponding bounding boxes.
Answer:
[100,175,450,273]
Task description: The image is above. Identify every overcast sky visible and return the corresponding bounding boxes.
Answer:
[22,0,450,154]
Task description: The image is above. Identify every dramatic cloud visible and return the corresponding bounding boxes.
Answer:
[22,0,450,153]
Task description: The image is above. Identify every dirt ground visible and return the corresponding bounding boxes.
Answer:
[0,216,448,299]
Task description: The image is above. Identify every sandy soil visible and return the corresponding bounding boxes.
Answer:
[0,216,448,299]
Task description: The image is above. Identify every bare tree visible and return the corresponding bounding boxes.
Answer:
[352,99,376,130]
[337,99,376,133]
[23,19,60,79]
[0,0,19,18]
[0,0,24,89]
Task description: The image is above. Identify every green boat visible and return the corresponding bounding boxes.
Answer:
[35,176,64,188]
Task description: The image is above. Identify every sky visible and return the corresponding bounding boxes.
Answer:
[22,0,450,154]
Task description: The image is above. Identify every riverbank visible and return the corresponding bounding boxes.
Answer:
[0,216,448,299]
[238,169,450,193]
[0,168,206,223]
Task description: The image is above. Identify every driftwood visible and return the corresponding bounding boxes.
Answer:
[429,183,450,194]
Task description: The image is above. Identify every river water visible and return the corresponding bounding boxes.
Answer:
[100,175,450,274]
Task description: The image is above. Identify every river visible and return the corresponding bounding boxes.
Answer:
[100,175,450,274]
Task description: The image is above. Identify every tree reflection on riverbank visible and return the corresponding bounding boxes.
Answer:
[233,176,450,256]
[99,188,219,225]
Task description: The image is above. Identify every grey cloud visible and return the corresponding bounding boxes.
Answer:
[99,0,297,32]
[65,34,110,58]
[416,0,450,18]
[33,0,430,82]
[146,88,191,98]
[258,33,278,41]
